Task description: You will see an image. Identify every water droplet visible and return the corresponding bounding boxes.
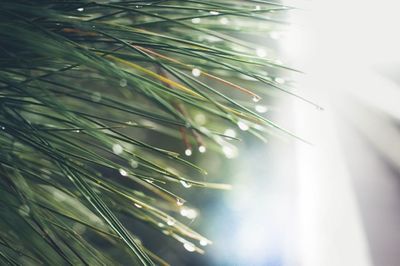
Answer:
[222,145,237,159]
[180,180,192,188]
[112,144,123,155]
[191,18,201,24]
[119,168,128,176]
[166,218,175,226]
[184,149,192,156]
[1,126,6,130]
[183,242,196,252]
[198,145,206,153]
[130,159,139,168]
[255,105,268,113]
[74,129,80,133]
[158,222,165,227]
[210,11,220,15]
[18,204,30,217]
[256,48,267,58]
[186,209,197,219]
[119,78,127,87]
[255,5,261,10]
[191,68,201,77]
[223,128,237,138]
[274,77,285,84]
[126,121,135,125]
[252,95,261,102]
[134,203,142,208]
[199,239,209,246]
[219,17,229,25]
[177,198,185,206]
[237,120,249,131]
[77,7,84,12]
[145,179,153,184]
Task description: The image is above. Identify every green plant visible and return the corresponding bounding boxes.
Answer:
[0,1,301,265]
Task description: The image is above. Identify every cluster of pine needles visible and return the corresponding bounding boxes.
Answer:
[0,0,303,265]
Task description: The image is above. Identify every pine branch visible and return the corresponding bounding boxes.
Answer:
[0,0,299,264]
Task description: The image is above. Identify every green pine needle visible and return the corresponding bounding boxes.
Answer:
[0,1,299,265]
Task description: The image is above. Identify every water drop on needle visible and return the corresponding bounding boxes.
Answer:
[255,105,268,113]
[198,145,206,153]
[180,180,192,188]
[252,95,261,102]
[184,149,192,156]
[177,198,185,206]
[199,239,208,246]
[192,68,201,77]
[112,144,123,155]
[237,120,249,131]
[191,18,201,24]
[183,242,196,252]
[167,218,175,226]
[119,168,127,176]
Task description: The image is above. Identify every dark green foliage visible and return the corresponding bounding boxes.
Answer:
[0,1,296,265]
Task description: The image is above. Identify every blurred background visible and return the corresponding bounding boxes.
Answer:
[141,1,400,265]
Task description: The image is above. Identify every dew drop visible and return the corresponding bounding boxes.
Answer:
[255,105,268,113]
[237,120,249,131]
[223,128,237,138]
[210,11,220,15]
[255,5,261,10]
[198,145,206,153]
[134,203,143,208]
[158,222,165,227]
[119,168,128,176]
[183,242,196,252]
[112,144,123,155]
[119,78,127,87]
[166,218,175,226]
[176,198,185,206]
[185,209,197,219]
[222,145,237,159]
[184,149,192,156]
[1,126,6,130]
[199,239,209,246]
[191,18,201,24]
[77,7,84,12]
[252,95,261,102]
[180,180,192,188]
[191,68,201,77]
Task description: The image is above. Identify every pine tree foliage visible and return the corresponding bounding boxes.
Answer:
[0,1,299,265]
